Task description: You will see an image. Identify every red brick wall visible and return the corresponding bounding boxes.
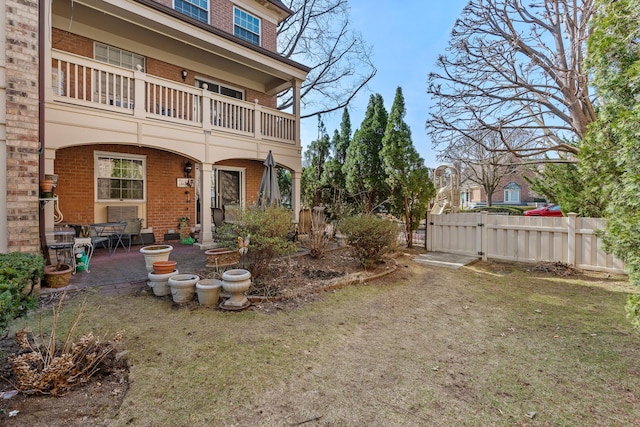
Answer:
[147,0,278,52]
[55,145,196,242]
[51,28,93,56]
[54,146,265,241]
[211,0,233,33]
[52,29,278,108]
[5,0,40,253]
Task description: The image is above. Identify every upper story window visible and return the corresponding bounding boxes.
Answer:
[94,43,145,71]
[195,78,244,100]
[234,7,261,45]
[95,152,146,202]
[175,0,209,23]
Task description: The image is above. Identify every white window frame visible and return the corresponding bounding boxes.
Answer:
[503,182,521,203]
[233,6,261,46]
[174,0,209,24]
[95,151,147,202]
[195,77,245,100]
[94,43,146,72]
[93,43,144,106]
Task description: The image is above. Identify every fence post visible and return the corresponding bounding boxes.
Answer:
[567,213,577,267]
[481,211,488,261]
[426,212,432,252]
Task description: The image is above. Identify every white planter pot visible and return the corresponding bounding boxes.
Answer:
[196,279,222,307]
[168,274,199,303]
[140,245,174,272]
[221,269,251,308]
[147,269,179,297]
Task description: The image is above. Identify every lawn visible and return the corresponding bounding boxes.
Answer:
[2,255,639,426]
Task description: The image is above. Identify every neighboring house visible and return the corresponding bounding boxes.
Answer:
[459,165,540,208]
[1,0,309,253]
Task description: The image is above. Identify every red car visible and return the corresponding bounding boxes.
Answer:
[524,204,564,217]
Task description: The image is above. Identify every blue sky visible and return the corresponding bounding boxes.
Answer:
[298,0,470,169]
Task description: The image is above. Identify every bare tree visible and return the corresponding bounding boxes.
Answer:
[440,128,529,206]
[427,0,596,160]
[277,0,377,118]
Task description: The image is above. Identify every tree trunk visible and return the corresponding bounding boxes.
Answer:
[404,196,412,248]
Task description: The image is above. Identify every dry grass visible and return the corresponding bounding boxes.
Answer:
[5,257,640,426]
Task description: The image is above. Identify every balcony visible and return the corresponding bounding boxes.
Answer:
[50,50,297,146]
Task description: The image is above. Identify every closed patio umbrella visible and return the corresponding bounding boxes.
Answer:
[258,150,281,207]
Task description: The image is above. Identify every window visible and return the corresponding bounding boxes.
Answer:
[95,152,145,201]
[503,182,521,203]
[234,7,260,45]
[195,78,244,100]
[94,43,144,106]
[94,43,145,71]
[175,0,209,23]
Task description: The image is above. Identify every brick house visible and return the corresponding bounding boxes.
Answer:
[459,165,540,208]
[1,0,309,254]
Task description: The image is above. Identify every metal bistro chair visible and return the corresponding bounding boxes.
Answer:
[121,218,143,251]
[89,225,111,253]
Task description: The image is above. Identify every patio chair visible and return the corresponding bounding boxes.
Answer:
[89,225,110,253]
[121,218,143,251]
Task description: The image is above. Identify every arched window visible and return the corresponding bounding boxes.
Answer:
[503,182,521,203]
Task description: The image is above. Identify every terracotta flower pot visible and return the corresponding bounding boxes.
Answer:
[153,260,177,275]
[39,180,55,197]
[44,264,73,288]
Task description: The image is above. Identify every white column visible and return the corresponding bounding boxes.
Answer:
[196,162,214,246]
[43,148,57,235]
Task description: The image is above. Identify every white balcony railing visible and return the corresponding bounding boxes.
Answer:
[51,50,297,144]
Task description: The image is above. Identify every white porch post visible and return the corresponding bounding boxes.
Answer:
[292,78,302,223]
[196,162,214,246]
[291,170,301,223]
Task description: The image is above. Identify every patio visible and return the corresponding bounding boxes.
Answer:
[42,243,207,297]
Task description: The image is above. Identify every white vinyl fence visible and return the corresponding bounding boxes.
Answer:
[424,212,626,274]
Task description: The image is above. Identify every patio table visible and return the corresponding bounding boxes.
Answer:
[91,222,127,255]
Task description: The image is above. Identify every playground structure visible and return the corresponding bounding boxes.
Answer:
[431,165,460,215]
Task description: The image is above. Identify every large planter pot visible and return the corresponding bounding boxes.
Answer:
[196,279,222,307]
[44,264,73,288]
[140,245,173,272]
[205,248,240,268]
[147,269,179,297]
[168,274,199,303]
[221,269,251,309]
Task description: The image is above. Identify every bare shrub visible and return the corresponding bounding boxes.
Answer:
[9,294,124,396]
[309,208,329,258]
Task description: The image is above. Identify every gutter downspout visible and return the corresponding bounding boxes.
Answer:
[39,2,50,264]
